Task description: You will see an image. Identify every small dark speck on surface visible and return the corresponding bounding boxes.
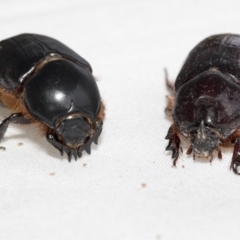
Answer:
[182,165,185,168]
[17,142,23,146]
[49,172,55,176]
[0,146,6,150]
[141,183,146,188]
[83,163,87,167]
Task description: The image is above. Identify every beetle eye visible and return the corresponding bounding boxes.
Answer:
[56,117,91,147]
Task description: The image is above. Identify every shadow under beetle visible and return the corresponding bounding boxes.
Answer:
[0,33,105,161]
[165,34,240,174]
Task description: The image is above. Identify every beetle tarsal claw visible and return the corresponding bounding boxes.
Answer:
[93,121,103,145]
[165,125,181,165]
[67,151,72,162]
[84,140,92,154]
[72,149,78,161]
[77,150,82,158]
[93,127,102,145]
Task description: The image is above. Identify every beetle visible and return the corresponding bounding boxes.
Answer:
[0,33,105,161]
[165,34,240,174]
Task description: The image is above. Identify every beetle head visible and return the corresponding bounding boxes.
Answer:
[189,121,220,157]
[55,115,92,148]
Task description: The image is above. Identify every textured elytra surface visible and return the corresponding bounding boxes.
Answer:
[166,34,240,174]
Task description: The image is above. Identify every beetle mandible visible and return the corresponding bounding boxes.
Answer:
[165,34,240,174]
[0,33,105,161]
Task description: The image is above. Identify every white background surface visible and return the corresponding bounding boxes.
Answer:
[1,0,240,239]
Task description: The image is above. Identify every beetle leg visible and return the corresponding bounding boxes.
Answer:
[46,120,103,161]
[46,132,70,158]
[209,154,214,163]
[218,148,222,159]
[84,139,91,154]
[72,149,78,161]
[164,69,174,92]
[186,146,193,155]
[231,139,240,174]
[46,133,64,155]
[79,120,103,154]
[165,124,180,166]
[92,121,103,145]
[0,113,30,142]
[77,150,82,158]
[66,149,78,162]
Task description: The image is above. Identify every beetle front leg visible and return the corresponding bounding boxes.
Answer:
[231,139,240,174]
[46,132,79,161]
[46,121,103,162]
[0,113,30,142]
[164,69,174,92]
[165,124,181,166]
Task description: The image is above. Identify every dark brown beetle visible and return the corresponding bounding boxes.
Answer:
[0,33,105,161]
[165,34,240,174]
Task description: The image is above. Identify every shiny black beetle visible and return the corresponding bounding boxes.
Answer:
[165,34,240,174]
[0,33,105,161]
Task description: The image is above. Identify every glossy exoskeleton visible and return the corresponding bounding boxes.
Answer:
[0,33,105,161]
[165,34,240,174]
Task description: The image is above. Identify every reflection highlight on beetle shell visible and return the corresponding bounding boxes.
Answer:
[54,91,65,101]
